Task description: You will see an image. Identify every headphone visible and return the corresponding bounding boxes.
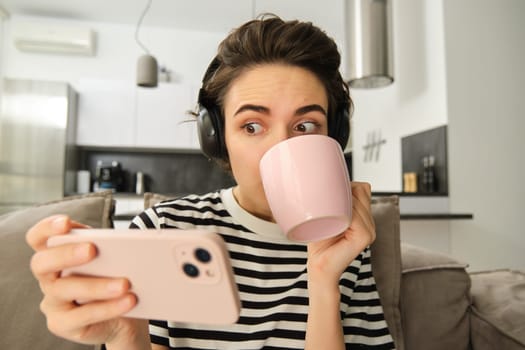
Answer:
[197,56,350,161]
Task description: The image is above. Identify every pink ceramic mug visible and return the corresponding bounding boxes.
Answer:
[259,134,352,242]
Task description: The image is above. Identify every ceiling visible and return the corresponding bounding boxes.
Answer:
[0,0,344,36]
[0,0,257,32]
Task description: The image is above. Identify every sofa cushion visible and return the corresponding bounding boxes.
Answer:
[143,192,172,209]
[369,196,404,350]
[0,191,114,350]
[400,243,471,350]
[144,193,404,350]
[469,269,525,350]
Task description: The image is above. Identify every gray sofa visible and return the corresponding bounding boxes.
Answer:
[1,191,524,349]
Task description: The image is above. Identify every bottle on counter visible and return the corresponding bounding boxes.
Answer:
[422,155,437,193]
[135,171,145,195]
[403,172,418,193]
[76,170,91,194]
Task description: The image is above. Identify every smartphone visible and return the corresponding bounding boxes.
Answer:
[47,229,241,325]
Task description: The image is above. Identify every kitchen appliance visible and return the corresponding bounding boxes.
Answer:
[94,160,123,192]
[0,78,78,215]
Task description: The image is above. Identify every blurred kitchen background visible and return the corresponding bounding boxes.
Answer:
[0,0,523,271]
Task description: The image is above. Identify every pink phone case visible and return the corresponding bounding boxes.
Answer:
[47,229,241,325]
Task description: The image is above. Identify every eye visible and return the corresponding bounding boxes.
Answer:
[241,122,264,135]
[294,121,320,134]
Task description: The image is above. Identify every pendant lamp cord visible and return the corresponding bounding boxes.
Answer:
[135,0,153,55]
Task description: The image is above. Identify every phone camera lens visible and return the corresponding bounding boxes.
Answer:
[183,263,199,278]
[195,248,211,263]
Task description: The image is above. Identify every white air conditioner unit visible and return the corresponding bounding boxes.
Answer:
[13,22,96,56]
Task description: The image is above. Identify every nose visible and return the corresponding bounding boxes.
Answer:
[271,125,293,145]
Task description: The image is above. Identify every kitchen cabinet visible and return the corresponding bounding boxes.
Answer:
[135,83,200,150]
[76,79,199,150]
[76,79,136,147]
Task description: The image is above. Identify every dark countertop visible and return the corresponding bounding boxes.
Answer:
[372,192,448,197]
[372,192,473,220]
[114,213,474,222]
[399,213,473,220]
[114,214,139,221]
[112,192,473,221]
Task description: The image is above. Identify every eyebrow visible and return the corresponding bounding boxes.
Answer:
[233,104,327,117]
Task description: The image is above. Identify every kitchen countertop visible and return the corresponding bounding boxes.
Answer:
[380,194,473,220]
[112,192,473,221]
[372,191,448,197]
[114,213,474,222]
[398,213,473,220]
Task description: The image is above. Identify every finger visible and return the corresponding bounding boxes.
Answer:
[351,184,374,226]
[348,206,375,245]
[26,215,91,252]
[59,294,137,334]
[351,182,372,207]
[45,293,137,339]
[30,243,97,282]
[350,188,374,231]
[45,276,131,306]
[347,192,376,245]
[350,200,374,233]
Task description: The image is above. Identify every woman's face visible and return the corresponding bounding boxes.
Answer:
[223,63,329,220]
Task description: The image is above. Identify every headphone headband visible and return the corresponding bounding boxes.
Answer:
[197,57,350,161]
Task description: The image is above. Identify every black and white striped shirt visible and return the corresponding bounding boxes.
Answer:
[131,188,395,349]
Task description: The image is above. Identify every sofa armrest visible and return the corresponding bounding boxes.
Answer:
[0,192,113,350]
[400,243,471,350]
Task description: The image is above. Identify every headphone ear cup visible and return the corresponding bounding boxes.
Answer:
[329,105,350,150]
[197,104,225,160]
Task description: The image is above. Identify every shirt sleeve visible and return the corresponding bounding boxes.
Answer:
[129,207,161,229]
[342,247,395,348]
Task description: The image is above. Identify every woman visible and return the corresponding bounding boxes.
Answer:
[26,15,395,350]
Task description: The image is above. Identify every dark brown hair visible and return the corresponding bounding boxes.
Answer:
[204,14,352,126]
[200,15,352,171]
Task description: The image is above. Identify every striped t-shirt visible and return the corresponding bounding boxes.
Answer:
[130,188,395,349]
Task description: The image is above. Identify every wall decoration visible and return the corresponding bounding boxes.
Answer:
[363,129,387,162]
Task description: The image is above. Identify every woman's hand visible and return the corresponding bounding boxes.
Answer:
[305,182,375,350]
[306,181,376,287]
[26,215,149,349]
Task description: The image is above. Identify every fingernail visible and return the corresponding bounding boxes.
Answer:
[108,280,125,294]
[52,216,68,231]
[120,294,135,308]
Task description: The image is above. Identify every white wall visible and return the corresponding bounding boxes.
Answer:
[444,0,525,271]
[0,12,8,111]
[1,15,227,89]
[3,3,523,270]
[350,0,449,191]
[1,1,348,91]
